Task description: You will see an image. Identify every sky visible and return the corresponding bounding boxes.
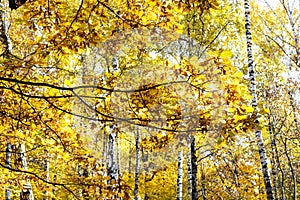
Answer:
[258,0,299,9]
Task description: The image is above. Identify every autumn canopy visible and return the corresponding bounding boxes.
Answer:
[0,0,299,199]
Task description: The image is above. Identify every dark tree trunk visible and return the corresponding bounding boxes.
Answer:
[191,136,198,200]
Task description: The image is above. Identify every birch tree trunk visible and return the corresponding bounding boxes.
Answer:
[5,143,11,200]
[187,150,192,198]
[1,2,13,198]
[244,1,274,199]
[134,127,140,200]
[116,132,122,195]
[107,125,118,198]
[191,136,198,200]
[268,118,278,200]
[102,131,107,175]
[0,0,12,55]
[19,144,34,200]
[177,151,183,200]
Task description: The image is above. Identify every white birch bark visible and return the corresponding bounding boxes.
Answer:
[5,143,11,200]
[187,150,192,198]
[244,1,274,199]
[106,124,118,199]
[0,0,12,55]
[177,151,183,200]
[108,125,117,181]
[1,1,13,198]
[134,127,140,200]
[19,144,34,200]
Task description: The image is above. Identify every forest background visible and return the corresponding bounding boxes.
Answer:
[0,0,299,199]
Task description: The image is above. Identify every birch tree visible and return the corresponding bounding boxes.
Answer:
[177,151,183,200]
[244,0,274,199]
[5,143,11,200]
[134,127,141,200]
[107,124,118,198]
[19,144,34,200]
[191,136,198,200]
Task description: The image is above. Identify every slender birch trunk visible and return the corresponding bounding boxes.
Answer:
[244,1,274,199]
[19,144,34,200]
[187,150,192,198]
[108,125,118,199]
[108,125,117,180]
[1,2,13,198]
[284,1,300,68]
[116,132,122,195]
[134,127,140,200]
[0,0,12,55]
[177,151,183,200]
[270,115,286,199]
[191,136,198,200]
[268,117,278,200]
[5,143,11,200]
[102,131,107,176]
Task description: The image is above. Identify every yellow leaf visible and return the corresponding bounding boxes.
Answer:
[220,50,233,58]
[245,106,254,113]
[264,108,270,114]
[234,71,243,78]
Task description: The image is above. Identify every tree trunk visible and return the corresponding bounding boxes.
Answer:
[1,2,13,198]
[102,130,107,176]
[107,125,118,198]
[0,0,12,55]
[19,144,34,200]
[5,142,11,200]
[187,150,192,198]
[177,151,183,200]
[116,132,122,195]
[191,136,198,200]
[244,1,274,199]
[268,117,278,200]
[283,0,300,68]
[134,127,140,200]
[108,125,117,180]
